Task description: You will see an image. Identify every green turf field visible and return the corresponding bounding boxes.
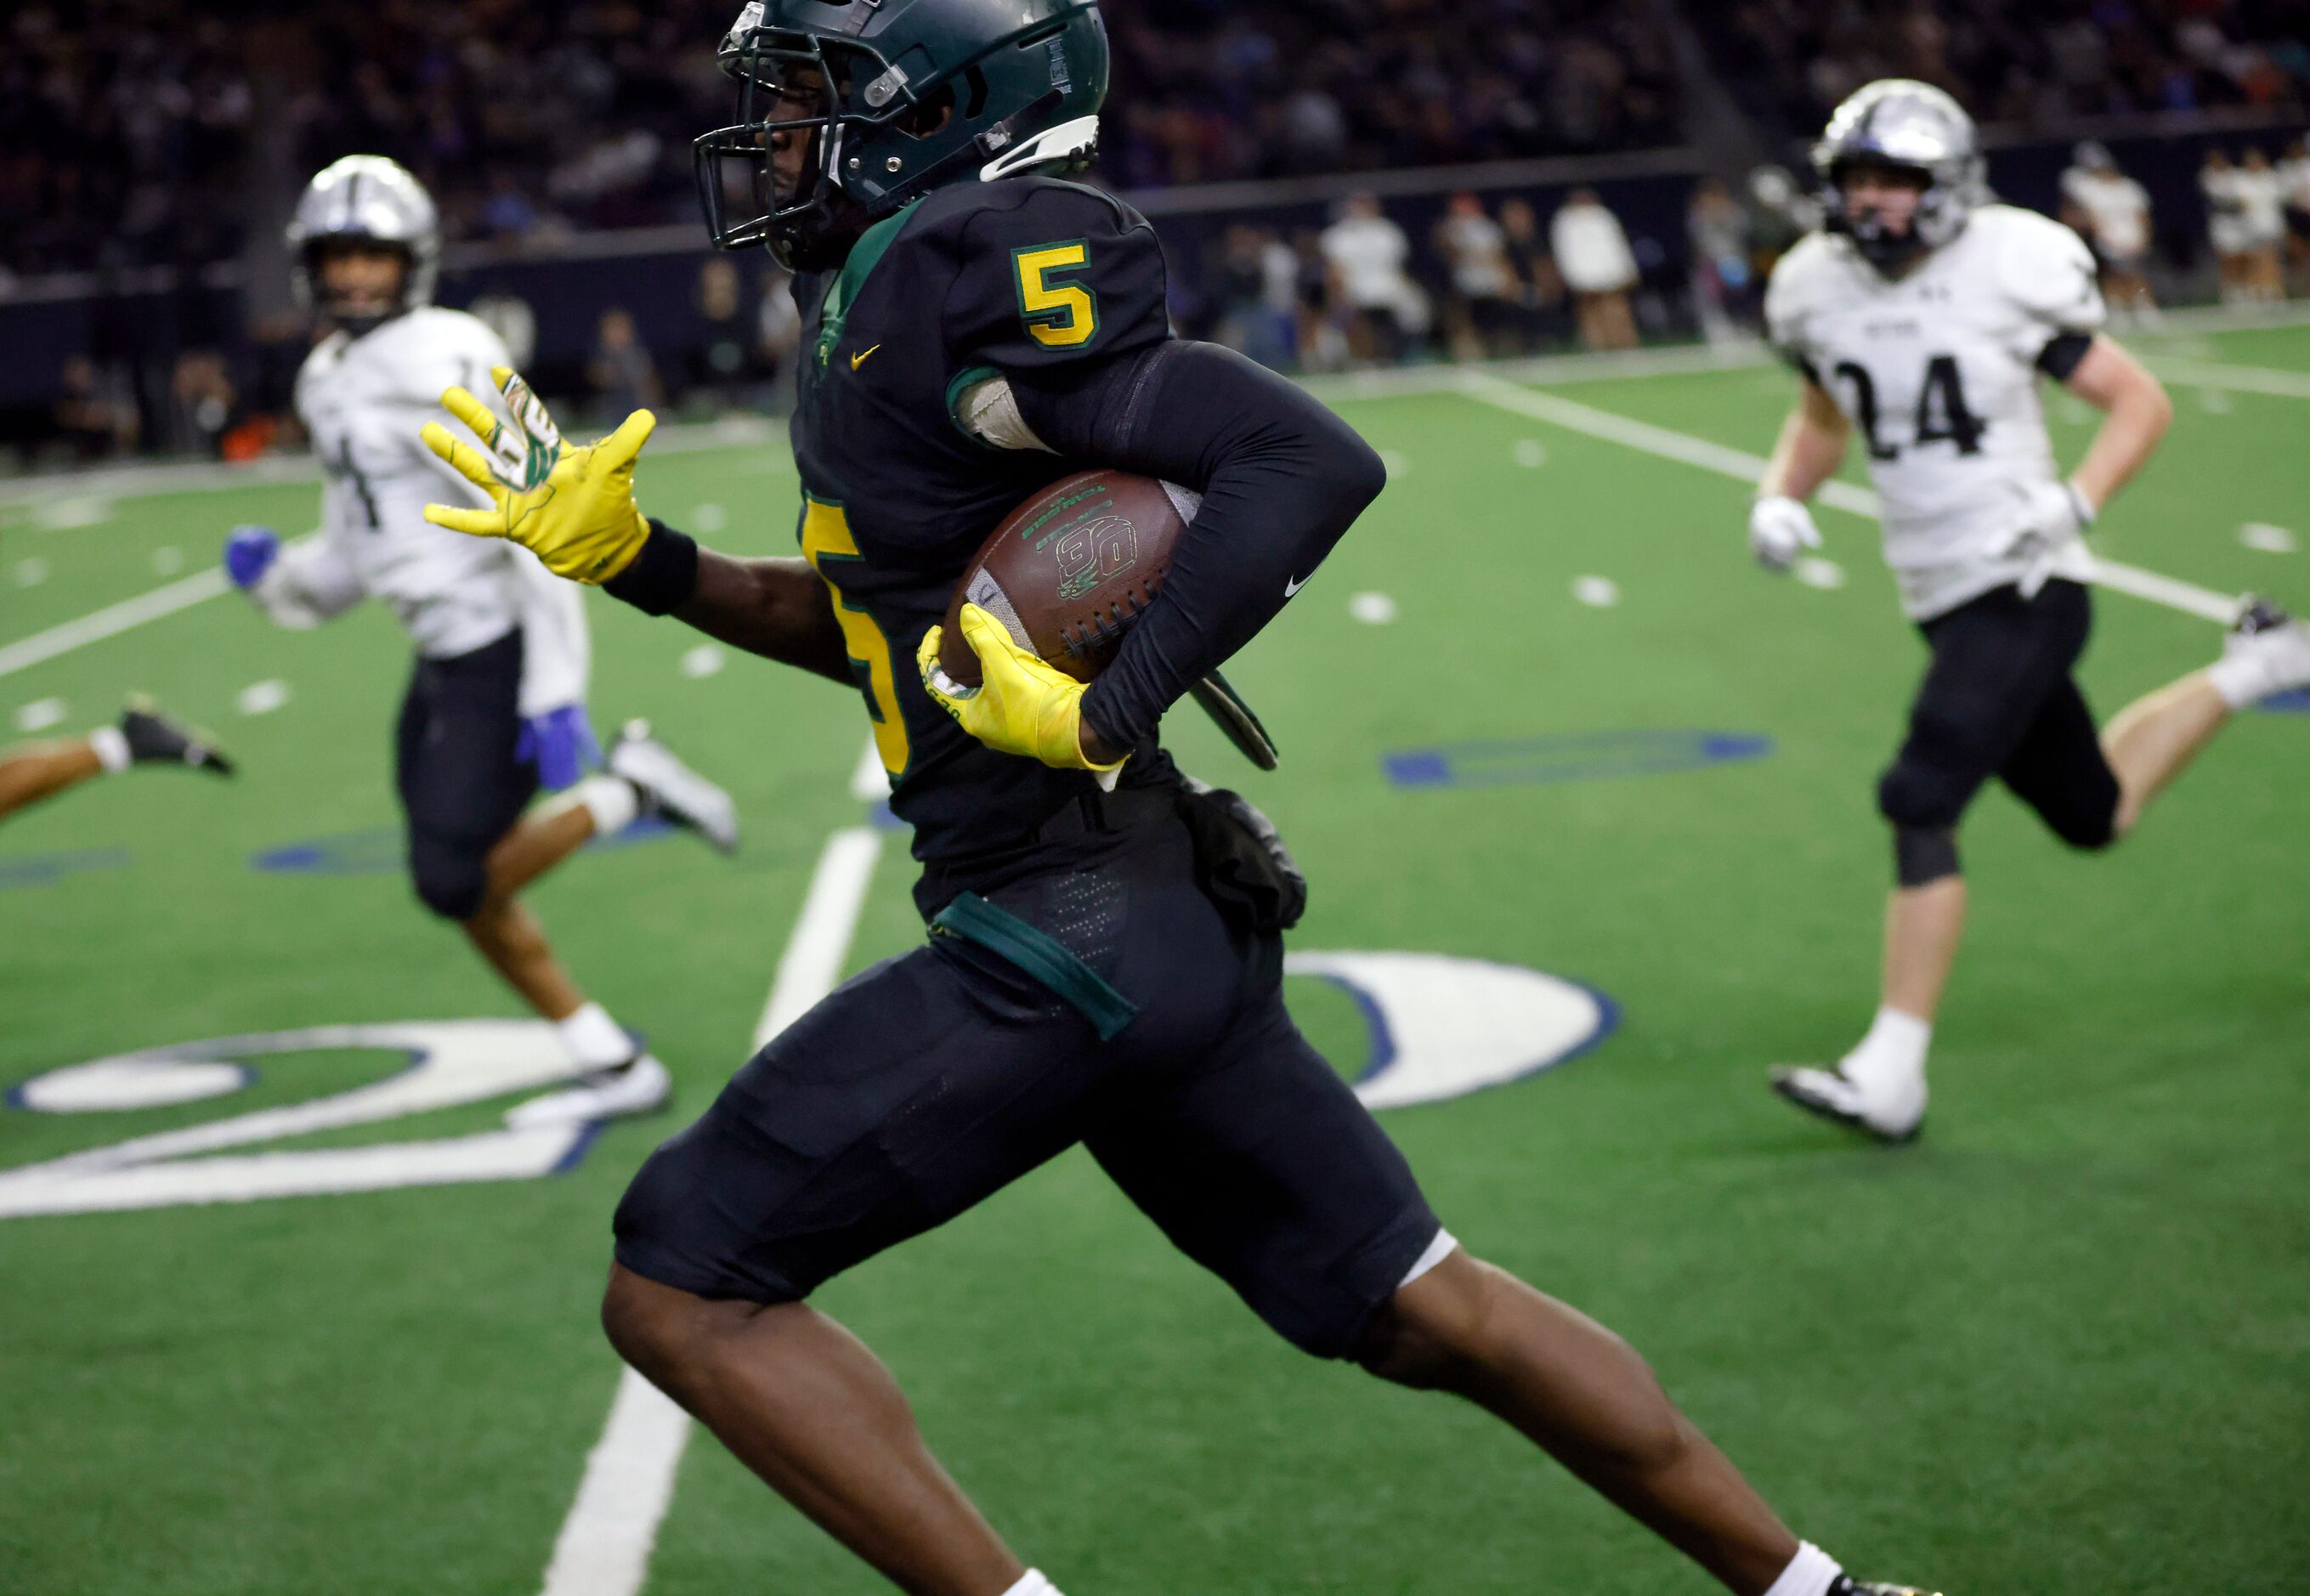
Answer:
[3,320,2306,1595]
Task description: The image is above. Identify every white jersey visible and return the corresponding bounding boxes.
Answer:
[1766,205,2105,620]
[272,307,589,714]
[2061,168,2151,260]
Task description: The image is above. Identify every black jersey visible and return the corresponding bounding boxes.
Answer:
[784,175,1175,879]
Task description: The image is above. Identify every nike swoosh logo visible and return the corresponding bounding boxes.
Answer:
[1283,574,1309,598]
[850,344,882,371]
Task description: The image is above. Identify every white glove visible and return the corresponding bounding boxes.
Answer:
[1748,495,1821,573]
[1998,478,2096,597]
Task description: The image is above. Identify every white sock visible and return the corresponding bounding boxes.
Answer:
[1762,1541,1844,1596]
[88,725,133,773]
[2208,648,2274,710]
[574,773,640,836]
[557,1002,635,1070]
[1841,1005,1930,1089]
[998,1573,1060,1596]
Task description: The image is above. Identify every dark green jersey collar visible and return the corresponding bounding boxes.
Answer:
[817,199,922,368]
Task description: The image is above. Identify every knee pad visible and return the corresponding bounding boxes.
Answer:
[1893,826,1962,888]
[408,840,489,921]
[1877,756,1968,833]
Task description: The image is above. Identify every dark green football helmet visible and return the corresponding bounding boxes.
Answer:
[694,0,1110,270]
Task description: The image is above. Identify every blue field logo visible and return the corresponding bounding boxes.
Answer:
[252,816,673,874]
[1384,729,1774,790]
[0,847,133,891]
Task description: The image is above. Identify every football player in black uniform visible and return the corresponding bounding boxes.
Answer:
[420,4,1934,1594]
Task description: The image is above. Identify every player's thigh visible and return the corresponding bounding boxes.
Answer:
[1999,672,2119,849]
[613,937,1108,1305]
[1883,584,2086,822]
[1088,983,1441,1360]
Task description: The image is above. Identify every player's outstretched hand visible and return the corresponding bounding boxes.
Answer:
[1748,495,1821,573]
[918,603,1126,778]
[421,365,655,585]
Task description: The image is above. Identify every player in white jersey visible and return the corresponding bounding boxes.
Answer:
[224,156,740,1128]
[1748,82,2310,1142]
[2058,142,2158,325]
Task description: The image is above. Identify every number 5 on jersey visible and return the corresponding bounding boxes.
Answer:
[801,496,911,779]
[1014,241,1099,349]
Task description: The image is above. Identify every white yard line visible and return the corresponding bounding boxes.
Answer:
[0,568,229,681]
[2140,355,2310,401]
[1450,369,2245,627]
[541,735,888,1596]
[751,821,886,1050]
[535,1367,695,1596]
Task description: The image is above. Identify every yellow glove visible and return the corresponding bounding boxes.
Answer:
[918,603,1127,778]
[420,365,655,584]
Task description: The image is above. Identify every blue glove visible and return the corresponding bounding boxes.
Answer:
[518,704,601,793]
[224,525,280,590]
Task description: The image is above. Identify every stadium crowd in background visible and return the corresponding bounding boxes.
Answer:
[0,0,1681,283]
[1696,0,2310,146]
[6,0,2310,469]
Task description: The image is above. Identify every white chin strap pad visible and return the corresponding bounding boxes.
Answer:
[980,115,1101,183]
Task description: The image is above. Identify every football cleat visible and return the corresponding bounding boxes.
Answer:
[1833,1581,1943,1596]
[2222,596,2310,699]
[609,721,739,853]
[1769,1063,1925,1143]
[121,697,234,776]
[504,1052,671,1130]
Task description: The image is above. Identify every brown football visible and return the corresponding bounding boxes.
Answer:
[937,469,1200,689]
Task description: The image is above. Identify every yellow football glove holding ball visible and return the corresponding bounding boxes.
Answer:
[918,603,1126,780]
[420,365,654,585]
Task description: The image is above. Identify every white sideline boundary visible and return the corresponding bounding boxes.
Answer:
[1449,369,2247,628]
[539,748,886,1596]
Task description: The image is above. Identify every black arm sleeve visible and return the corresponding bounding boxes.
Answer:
[2036,331,2095,382]
[1007,341,1386,750]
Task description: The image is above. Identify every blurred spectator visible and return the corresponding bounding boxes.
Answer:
[1321,194,1429,365]
[1209,225,1299,371]
[469,294,541,370]
[167,350,238,457]
[1684,177,1758,343]
[2060,143,2160,324]
[2281,139,2310,292]
[2233,146,2290,302]
[1435,194,1522,361]
[52,355,139,461]
[1498,199,1569,351]
[692,259,762,405]
[1289,229,1346,371]
[588,308,664,423]
[757,270,802,410]
[1550,187,1639,350]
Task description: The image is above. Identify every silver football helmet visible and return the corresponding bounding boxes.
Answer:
[1811,79,1986,270]
[286,156,442,330]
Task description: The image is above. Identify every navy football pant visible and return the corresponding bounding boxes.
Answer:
[1877,580,2120,852]
[613,812,1441,1358]
[394,629,537,921]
